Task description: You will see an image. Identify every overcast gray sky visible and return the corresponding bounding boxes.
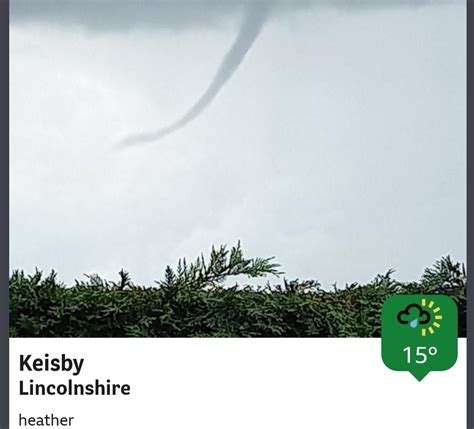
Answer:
[10,0,465,287]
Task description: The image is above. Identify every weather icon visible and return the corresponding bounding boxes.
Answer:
[397,298,443,336]
[382,295,457,381]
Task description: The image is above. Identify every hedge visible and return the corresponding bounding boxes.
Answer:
[9,243,467,337]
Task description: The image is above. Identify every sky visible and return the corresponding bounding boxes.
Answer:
[9,0,466,288]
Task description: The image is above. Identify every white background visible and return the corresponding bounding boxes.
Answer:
[10,339,466,428]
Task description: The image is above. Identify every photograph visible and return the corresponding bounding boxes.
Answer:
[9,0,466,337]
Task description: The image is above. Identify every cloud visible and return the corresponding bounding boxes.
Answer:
[10,0,460,32]
[397,304,431,326]
[10,0,267,32]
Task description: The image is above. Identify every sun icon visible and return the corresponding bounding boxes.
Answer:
[421,298,443,336]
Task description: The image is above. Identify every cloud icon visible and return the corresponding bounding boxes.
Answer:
[397,304,431,327]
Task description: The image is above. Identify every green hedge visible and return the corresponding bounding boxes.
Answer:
[9,244,466,337]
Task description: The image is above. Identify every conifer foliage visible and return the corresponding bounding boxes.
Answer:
[9,244,466,338]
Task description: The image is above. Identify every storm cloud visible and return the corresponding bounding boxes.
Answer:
[10,0,458,32]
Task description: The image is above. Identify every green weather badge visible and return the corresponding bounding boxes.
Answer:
[382,295,458,381]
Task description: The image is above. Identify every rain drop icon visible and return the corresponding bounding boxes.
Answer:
[410,319,418,328]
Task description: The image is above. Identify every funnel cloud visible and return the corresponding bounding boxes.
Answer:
[119,3,270,147]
